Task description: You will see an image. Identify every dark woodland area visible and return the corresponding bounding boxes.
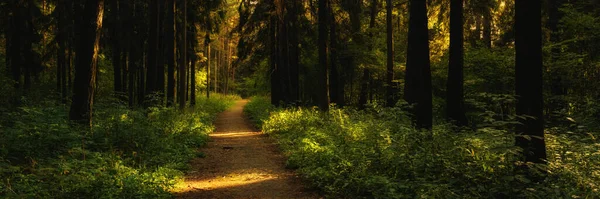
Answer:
[1,0,600,198]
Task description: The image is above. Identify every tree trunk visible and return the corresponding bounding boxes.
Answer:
[404,0,432,129]
[329,5,342,106]
[69,0,104,126]
[269,9,279,106]
[446,0,468,126]
[318,0,330,111]
[178,0,187,111]
[166,0,176,107]
[386,0,394,107]
[483,9,492,48]
[515,0,547,176]
[206,35,211,99]
[145,0,159,105]
[359,0,378,109]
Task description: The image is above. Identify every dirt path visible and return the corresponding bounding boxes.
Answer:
[174,100,320,199]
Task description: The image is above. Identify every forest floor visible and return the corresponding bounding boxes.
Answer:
[173,100,321,199]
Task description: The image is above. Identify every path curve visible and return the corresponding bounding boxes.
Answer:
[175,100,320,199]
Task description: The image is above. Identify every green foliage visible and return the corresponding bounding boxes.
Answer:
[0,95,237,198]
[242,96,275,128]
[244,97,600,198]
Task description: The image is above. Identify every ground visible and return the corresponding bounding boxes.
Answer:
[174,100,320,199]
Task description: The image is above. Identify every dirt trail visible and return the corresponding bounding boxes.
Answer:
[174,100,320,199]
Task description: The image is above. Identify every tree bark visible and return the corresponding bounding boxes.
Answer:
[166,0,176,107]
[69,0,104,126]
[178,0,187,111]
[359,0,378,109]
[404,0,432,129]
[318,0,330,111]
[385,0,394,107]
[446,0,468,126]
[145,0,159,105]
[515,0,547,176]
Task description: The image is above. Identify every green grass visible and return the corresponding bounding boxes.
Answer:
[0,94,239,198]
[244,96,600,199]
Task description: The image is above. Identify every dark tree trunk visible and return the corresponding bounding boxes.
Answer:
[9,2,22,89]
[446,0,468,126]
[69,0,104,126]
[404,0,432,129]
[269,6,280,106]
[515,0,547,176]
[385,0,394,107]
[359,0,378,109]
[178,0,187,111]
[548,0,565,96]
[288,1,301,104]
[156,1,165,104]
[145,0,159,105]
[329,5,342,106]
[190,50,197,106]
[206,35,211,99]
[318,0,330,111]
[483,9,492,48]
[166,0,176,107]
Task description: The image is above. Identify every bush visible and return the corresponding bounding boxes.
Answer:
[244,97,600,198]
[0,95,238,198]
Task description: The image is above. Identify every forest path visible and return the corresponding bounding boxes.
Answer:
[174,100,320,199]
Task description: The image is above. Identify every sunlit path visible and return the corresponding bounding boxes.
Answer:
[174,100,320,199]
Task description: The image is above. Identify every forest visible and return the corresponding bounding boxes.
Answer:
[1,0,599,198]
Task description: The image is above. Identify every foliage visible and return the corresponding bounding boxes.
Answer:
[245,97,600,198]
[0,95,237,198]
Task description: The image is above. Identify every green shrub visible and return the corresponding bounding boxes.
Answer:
[244,98,600,198]
[0,95,238,198]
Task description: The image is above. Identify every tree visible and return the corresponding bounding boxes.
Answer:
[145,0,160,106]
[359,0,378,109]
[69,0,104,126]
[446,0,468,126]
[178,0,187,111]
[404,0,432,129]
[514,0,547,175]
[167,0,176,107]
[385,0,394,107]
[318,0,330,111]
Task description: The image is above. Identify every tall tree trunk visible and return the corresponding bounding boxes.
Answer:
[145,0,159,105]
[69,0,104,126]
[548,0,565,97]
[206,35,211,99]
[404,0,432,129]
[329,5,342,106]
[269,10,279,106]
[190,49,197,106]
[446,0,468,126]
[178,0,187,110]
[318,0,330,111]
[166,0,176,107]
[288,0,301,104]
[385,0,394,107]
[483,9,492,48]
[359,0,378,109]
[156,1,165,105]
[515,0,547,177]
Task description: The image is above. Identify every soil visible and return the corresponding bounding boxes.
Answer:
[174,100,321,199]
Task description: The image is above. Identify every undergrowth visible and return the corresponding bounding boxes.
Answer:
[244,96,600,198]
[0,94,238,198]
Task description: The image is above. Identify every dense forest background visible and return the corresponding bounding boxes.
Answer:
[1,0,600,198]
